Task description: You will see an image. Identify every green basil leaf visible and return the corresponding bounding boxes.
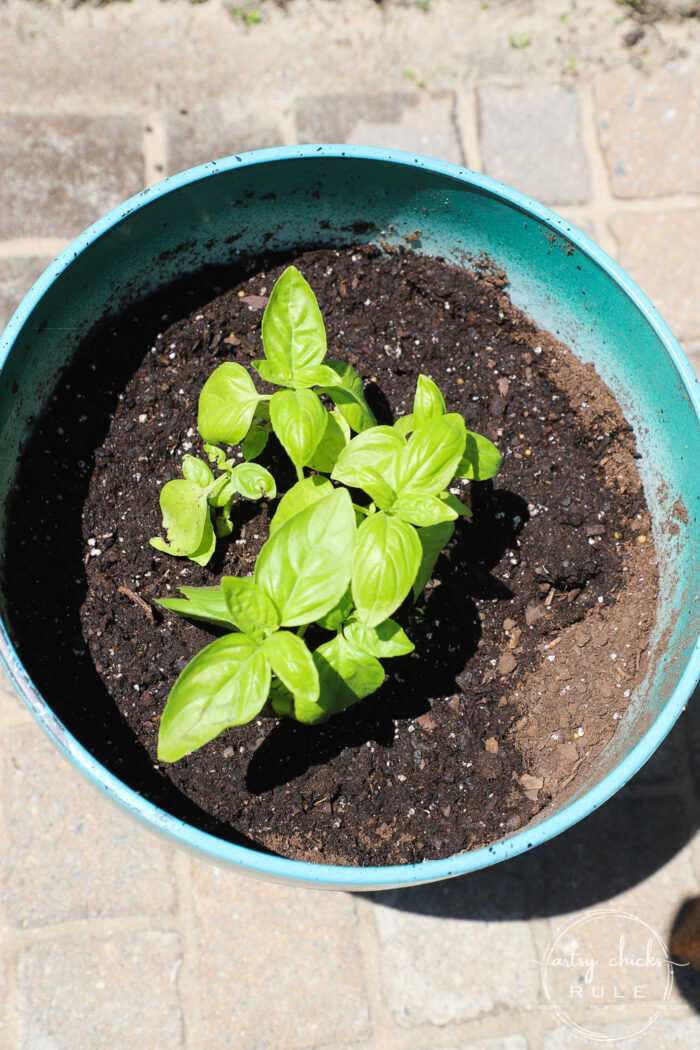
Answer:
[263,630,320,719]
[351,511,422,627]
[320,360,377,433]
[150,479,208,557]
[393,414,466,497]
[348,467,396,510]
[182,455,215,489]
[204,443,228,469]
[441,491,472,517]
[253,400,271,421]
[413,374,446,430]
[297,635,384,724]
[189,513,216,566]
[391,492,458,527]
[157,586,237,630]
[198,362,260,446]
[412,520,455,600]
[261,265,327,373]
[157,634,270,762]
[241,422,270,461]
[331,425,405,489]
[256,488,355,626]
[228,462,277,500]
[394,413,414,437]
[309,410,350,474]
[292,363,344,388]
[344,618,414,658]
[270,388,328,469]
[316,586,354,632]
[455,431,503,481]
[252,359,294,388]
[269,475,334,536]
[221,576,280,640]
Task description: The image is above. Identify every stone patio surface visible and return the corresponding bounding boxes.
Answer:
[0,1,699,1047]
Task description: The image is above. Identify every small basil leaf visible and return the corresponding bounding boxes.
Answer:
[269,679,294,718]
[412,520,455,600]
[351,511,422,627]
[297,635,384,724]
[228,462,277,500]
[331,425,405,487]
[270,388,328,469]
[316,587,354,632]
[262,631,320,717]
[309,410,350,474]
[344,618,414,658]
[256,488,355,626]
[394,413,414,437]
[182,455,215,489]
[252,359,295,388]
[204,443,227,469]
[221,576,279,639]
[150,479,208,557]
[413,374,446,430]
[455,431,503,481]
[261,265,327,373]
[292,363,345,388]
[189,513,216,566]
[157,634,270,762]
[320,360,377,433]
[157,586,237,630]
[391,491,458,527]
[198,362,260,446]
[241,422,270,461]
[269,476,334,536]
[253,400,271,421]
[213,507,234,538]
[393,414,466,497]
[441,491,472,517]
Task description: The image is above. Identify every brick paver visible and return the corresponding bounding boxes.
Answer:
[543,1018,700,1048]
[191,863,371,1049]
[16,932,184,1050]
[596,66,700,199]
[165,108,282,177]
[0,257,52,331]
[477,83,591,205]
[609,210,700,341]
[1,2,699,1049]
[372,856,543,1025]
[0,114,143,240]
[3,724,178,928]
[296,91,464,165]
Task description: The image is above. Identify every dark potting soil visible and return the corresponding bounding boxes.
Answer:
[3,244,659,866]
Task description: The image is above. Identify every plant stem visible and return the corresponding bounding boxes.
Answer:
[297,624,308,639]
[295,465,305,483]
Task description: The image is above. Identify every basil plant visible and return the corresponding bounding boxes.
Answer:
[151,265,502,762]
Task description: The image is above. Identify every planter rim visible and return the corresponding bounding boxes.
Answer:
[1,144,698,889]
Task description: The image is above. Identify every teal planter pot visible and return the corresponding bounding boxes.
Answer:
[0,146,698,891]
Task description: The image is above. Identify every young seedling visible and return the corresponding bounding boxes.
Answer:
[152,265,503,762]
[149,448,276,566]
[197,265,376,485]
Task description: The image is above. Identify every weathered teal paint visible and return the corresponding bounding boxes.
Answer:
[0,147,698,891]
